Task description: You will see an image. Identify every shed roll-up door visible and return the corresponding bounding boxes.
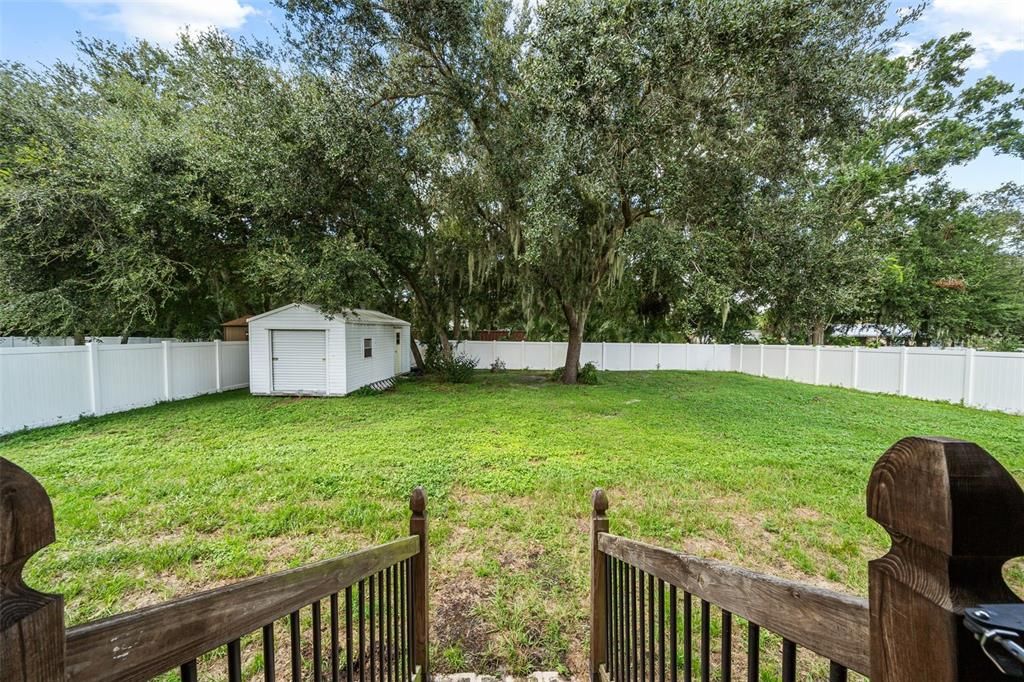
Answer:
[272,330,327,393]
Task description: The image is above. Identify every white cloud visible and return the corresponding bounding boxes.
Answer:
[67,0,256,44]
[927,0,1024,67]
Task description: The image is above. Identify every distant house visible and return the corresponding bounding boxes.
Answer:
[831,324,912,344]
[221,315,252,342]
[247,304,411,396]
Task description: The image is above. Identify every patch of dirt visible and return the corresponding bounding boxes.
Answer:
[432,572,498,672]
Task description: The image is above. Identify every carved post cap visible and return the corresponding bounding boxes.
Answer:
[410,486,427,515]
[1,458,56,567]
[591,488,608,516]
[1,458,65,680]
[867,436,1024,557]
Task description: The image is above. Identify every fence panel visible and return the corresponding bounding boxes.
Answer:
[169,343,218,399]
[631,343,659,370]
[97,344,164,414]
[603,343,631,371]
[0,347,92,433]
[904,348,967,403]
[819,347,855,388]
[221,342,250,389]
[787,346,817,384]
[858,349,902,394]
[972,351,1024,413]
[762,346,787,379]
[1,341,249,435]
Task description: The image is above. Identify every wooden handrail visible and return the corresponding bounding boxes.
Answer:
[598,532,870,675]
[64,535,418,681]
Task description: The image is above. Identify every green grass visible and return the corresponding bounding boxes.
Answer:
[3,371,1022,679]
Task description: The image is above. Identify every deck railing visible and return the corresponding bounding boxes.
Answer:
[589,436,1024,681]
[0,459,430,682]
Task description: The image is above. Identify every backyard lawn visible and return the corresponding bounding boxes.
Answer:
[3,371,1022,679]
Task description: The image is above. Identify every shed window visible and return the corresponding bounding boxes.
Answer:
[363,338,373,358]
[396,332,401,346]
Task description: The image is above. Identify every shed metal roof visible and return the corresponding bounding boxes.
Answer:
[247,303,410,326]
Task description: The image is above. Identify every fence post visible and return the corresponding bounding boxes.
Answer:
[0,458,66,680]
[410,487,430,681]
[590,488,609,682]
[851,346,860,389]
[867,437,1024,681]
[784,344,790,379]
[629,343,634,370]
[898,346,909,396]
[86,341,100,415]
[162,341,171,400]
[601,342,606,370]
[813,346,822,385]
[657,342,662,370]
[214,340,223,392]
[758,344,765,377]
[963,348,976,406]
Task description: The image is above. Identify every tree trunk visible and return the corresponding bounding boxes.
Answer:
[811,321,826,346]
[561,302,586,384]
[437,328,452,359]
[73,332,86,346]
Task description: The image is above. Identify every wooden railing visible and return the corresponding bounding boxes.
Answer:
[0,459,431,682]
[588,436,1024,681]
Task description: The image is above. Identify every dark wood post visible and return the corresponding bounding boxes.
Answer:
[410,486,429,682]
[590,488,609,682]
[867,437,1024,681]
[1,458,65,681]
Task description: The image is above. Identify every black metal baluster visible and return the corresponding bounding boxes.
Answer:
[781,639,796,682]
[313,600,323,681]
[290,610,301,682]
[683,593,692,682]
[721,610,731,682]
[639,568,646,682]
[626,561,634,679]
[648,574,655,682]
[384,568,391,682]
[617,559,624,680]
[378,571,385,682]
[828,661,847,682]
[364,577,372,679]
[228,638,242,682]
[746,623,759,682]
[699,600,709,682]
[346,585,354,682]
[331,594,341,682]
[391,564,398,682]
[181,659,198,682]
[604,554,612,680]
[407,559,415,680]
[370,575,377,682]
[398,562,406,682]
[668,586,677,682]
[658,579,665,682]
[263,623,276,682]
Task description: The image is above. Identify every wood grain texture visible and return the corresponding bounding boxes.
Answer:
[597,533,869,675]
[867,436,1024,682]
[0,457,65,682]
[65,536,418,682]
[409,486,429,682]
[590,489,610,682]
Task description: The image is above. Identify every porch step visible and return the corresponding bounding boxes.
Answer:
[435,673,567,682]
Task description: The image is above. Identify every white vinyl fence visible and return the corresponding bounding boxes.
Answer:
[450,340,1024,416]
[0,341,249,435]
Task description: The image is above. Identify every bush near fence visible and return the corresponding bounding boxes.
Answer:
[447,340,1024,415]
[0,341,249,435]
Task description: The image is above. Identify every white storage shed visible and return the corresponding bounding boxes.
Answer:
[247,304,412,396]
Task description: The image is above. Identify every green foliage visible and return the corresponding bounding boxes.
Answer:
[489,358,507,373]
[577,361,599,385]
[431,350,478,384]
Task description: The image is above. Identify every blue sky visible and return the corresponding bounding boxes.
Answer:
[1,0,1022,193]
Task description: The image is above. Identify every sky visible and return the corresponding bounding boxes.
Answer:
[0,0,1022,194]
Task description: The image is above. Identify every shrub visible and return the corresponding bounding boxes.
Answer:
[490,358,507,373]
[550,361,599,384]
[434,350,478,383]
[578,361,599,385]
